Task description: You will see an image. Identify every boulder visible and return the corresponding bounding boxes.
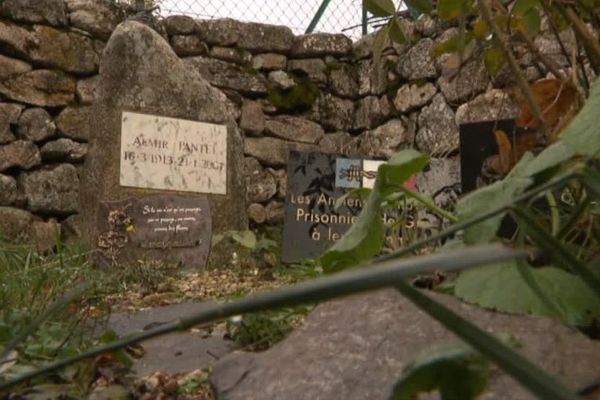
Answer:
[171,35,208,57]
[212,289,600,400]
[359,119,413,159]
[65,0,128,40]
[455,89,520,126]
[0,103,24,144]
[19,164,80,215]
[55,106,92,142]
[40,138,88,163]
[312,93,355,132]
[438,59,489,105]
[209,47,252,65]
[397,38,437,80]
[354,96,392,130]
[0,70,76,107]
[80,21,246,244]
[16,108,56,143]
[237,23,294,54]
[252,53,287,71]
[328,65,359,99]
[319,131,359,156]
[239,101,265,136]
[393,82,437,113]
[163,15,197,35]
[0,207,59,252]
[287,59,327,83]
[265,116,325,144]
[0,54,32,81]
[0,140,41,172]
[244,158,277,203]
[290,33,352,57]
[76,76,100,105]
[416,94,459,156]
[0,174,17,206]
[184,56,268,96]
[247,202,267,224]
[0,0,67,27]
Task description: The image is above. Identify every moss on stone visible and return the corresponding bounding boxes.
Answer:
[266,73,319,112]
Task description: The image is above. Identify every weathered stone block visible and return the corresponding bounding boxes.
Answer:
[312,93,355,132]
[354,96,392,130]
[244,157,277,203]
[0,103,24,144]
[17,108,56,143]
[41,138,88,163]
[65,0,127,40]
[287,59,327,83]
[0,140,41,172]
[455,89,519,126]
[197,18,243,46]
[76,76,100,105]
[268,71,295,90]
[291,33,352,57]
[265,116,324,144]
[328,65,359,99]
[0,174,17,206]
[0,0,67,27]
[397,38,437,80]
[0,70,76,107]
[237,22,294,54]
[265,201,284,224]
[252,53,287,71]
[209,46,252,65]
[416,94,459,156]
[319,131,359,156]
[0,55,31,81]
[56,106,92,142]
[438,59,489,105]
[171,35,208,57]
[248,202,267,224]
[240,101,265,136]
[359,119,413,159]
[164,15,197,35]
[393,82,437,113]
[358,58,395,96]
[19,164,80,215]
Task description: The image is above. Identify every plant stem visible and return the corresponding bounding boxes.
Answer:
[558,4,600,74]
[518,31,566,81]
[398,187,459,222]
[477,0,549,135]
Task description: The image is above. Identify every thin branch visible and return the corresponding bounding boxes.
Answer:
[478,0,550,135]
[517,31,566,81]
[558,4,600,74]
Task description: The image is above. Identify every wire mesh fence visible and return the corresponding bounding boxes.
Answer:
[156,0,377,40]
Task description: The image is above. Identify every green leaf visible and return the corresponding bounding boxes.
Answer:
[231,230,258,249]
[364,0,396,17]
[519,8,541,36]
[562,78,600,157]
[483,44,507,76]
[432,32,474,58]
[321,150,429,273]
[392,342,490,400]
[334,188,371,210]
[523,141,575,177]
[456,153,534,244]
[438,0,470,20]
[372,23,391,66]
[388,16,407,45]
[405,0,432,14]
[512,0,539,15]
[454,261,600,327]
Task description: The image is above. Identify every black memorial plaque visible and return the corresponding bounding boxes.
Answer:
[96,194,211,268]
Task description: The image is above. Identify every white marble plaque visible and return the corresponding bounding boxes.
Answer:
[120,111,227,194]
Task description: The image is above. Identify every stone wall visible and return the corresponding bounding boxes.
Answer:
[0,0,582,250]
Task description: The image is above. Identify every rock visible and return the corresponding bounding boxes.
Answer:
[65,0,127,40]
[414,14,441,36]
[244,137,288,166]
[208,47,251,65]
[265,116,325,144]
[0,70,76,107]
[0,103,24,144]
[397,38,437,80]
[0,55,32,81]
[393,82,437,113]
[416,94,459,156]
[354,96,392,130]
[61,213,82,242]
[55,106,92,142]
[265,201,284,223]
[455,89,519,126]
[319,131,359,156]
[252,53,287,71]
[87,384,130,400]
[328,65,359,99]
[353,31,396,60]
[287,59,327,83]
[211,289,600,400]
[244,158,277,203]
[80,21,246,244]
[164,15,197,35]
[0,207,58,251]
[29,219,61,252]
[0,0,67,27]
[17,108,56,143]
[19,164,80,215]
[438,59,489,105]
[271,169,287,199]
[247,203,267,224]
[185,56,268,96]
[417,157,461,208]
[0,140,41,172]
[290,33,352,57]
[41,138,88,162]
[171,35,208,57]
[0,20,33,60]
[534,30,576,68]
[358,59,394,96]
[240,101,265,136]
[268,71,296,90]
[359,119,413,159]
[197,18,242,47]
[0,174,17,206]
[76,76,100,105]
[237,22,294,54]
[313,93,355,132]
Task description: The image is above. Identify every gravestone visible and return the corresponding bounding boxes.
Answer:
[281,151,415,263]
[79,21,247,267]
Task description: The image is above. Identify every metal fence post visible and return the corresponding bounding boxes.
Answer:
[306,0,332,34]
[361,4,368,36]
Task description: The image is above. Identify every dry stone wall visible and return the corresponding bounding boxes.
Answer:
[0,0,578,249]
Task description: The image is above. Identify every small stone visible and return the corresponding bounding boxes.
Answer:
[438,59,489,104]
[248,203,267,224]
[19,164,80,215]
[415,14,441,36]
[41,138,88,162]
[17,108,56,143]
[328,65,359,99]
[76,76,100,105]
[0,54,32,81]
[312,93,355,132]
[240,101,265,136]
[197,18,242,47]
[244,137,288,166]
[0,0,67,27]
[534,30,576,68]
[65,0,127,40]
[265,201,284,224]
[209,46,252,65]
[291,33,352,57]
[0,174,17,206]
[0,103,24,144]
[416,94,459,156]
[287,59,327,83]
[164,15,197,35]
[171,35,208,57]
[265,116,324,144]
[0,70,76,107]
[268,71,296,90]
[397,38,437,80]
[0,140,41,172]
[359,119,413,159]
[55,106,92,142]
[0,207,33,242]
[354,96,392,130]
[358,59,394,96]
[455,89,519,126]
[245,160,277,203]
[319,131,359,156]
[271,169,287,199]
[237,22,294,53]
[252,53,287,71]
[393,83,437,113]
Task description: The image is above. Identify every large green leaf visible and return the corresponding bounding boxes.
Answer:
[433,32,474,57]
[321,150,429,273]
[523,141,575,177]
[562,78,600,157]
[438,0,470,20]
[391,343,490,400]
[405,0,433,15]
[454,261,600,327]
[364,0,396,17]
[483,44,507,76]
[512,0,539,15]
[456,153,534,244]
[388,16,407,45]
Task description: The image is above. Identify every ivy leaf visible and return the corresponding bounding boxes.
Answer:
[562,78,600,157]
[388,16,407,45]
[483,44,506,76]
[438,0,470,20]
[454,261,600,327]
[373,23,391,66]
[364,0,396,17]
[391,342,490,400]
[405,0,432,14]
